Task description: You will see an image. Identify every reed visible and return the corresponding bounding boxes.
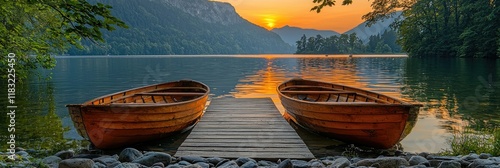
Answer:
[440,126,500,156]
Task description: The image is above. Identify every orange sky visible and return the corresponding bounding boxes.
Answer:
[214,0,373,33]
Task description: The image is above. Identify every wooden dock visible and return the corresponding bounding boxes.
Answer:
[175,98,314,160]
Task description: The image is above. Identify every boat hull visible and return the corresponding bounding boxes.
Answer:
[67,80,209,149]
[278,79,420,149]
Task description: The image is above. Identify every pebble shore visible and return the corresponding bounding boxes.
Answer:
[2,147,500,168]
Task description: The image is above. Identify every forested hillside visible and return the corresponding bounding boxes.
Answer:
[66,0,294,55]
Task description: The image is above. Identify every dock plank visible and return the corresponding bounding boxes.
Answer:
[175,98,314,160]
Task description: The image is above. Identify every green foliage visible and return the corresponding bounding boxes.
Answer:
[66,0,293,55]
[440,126,500,156]
[295,30,401,54]
[0,0,127,82]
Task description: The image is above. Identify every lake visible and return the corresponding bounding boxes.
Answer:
[1,55,499,156]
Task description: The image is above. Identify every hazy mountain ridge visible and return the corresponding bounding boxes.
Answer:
[272,12,402,46]
[344,11,402,43]
[271,25,340,46]
[67,0,293,55]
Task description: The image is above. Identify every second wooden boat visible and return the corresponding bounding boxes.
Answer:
[277,78,421,149]
[67,80,209,149]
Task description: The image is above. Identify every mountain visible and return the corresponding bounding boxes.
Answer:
[271,25,340,46]
[67,0,294,55]
[344,11,402,43]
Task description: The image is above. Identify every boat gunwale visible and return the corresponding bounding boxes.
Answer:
[277,78,423,107]
[66,79,210,108]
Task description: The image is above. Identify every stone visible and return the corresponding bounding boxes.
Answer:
[258,160,278,167]
[194,162,210,168]
[166,164,182,168]
[480,153,493,159]
[216,160,239,168]
[489,157,500,162]
[181,156,206,163]
[15,151,29,158]
[329,157,351,168]
[235,157,256,166]
[152,162,165,167]
[132,152,171,167]
[409,156,430,166]
[291,160,310,168]
[438,161,462,168]
[350,157,362,164]
[178,160,192,166]
[418,152,430,158]
[309,161,325,168]
[93,155,120,168]
[113,162,142,168]
[355,157,409,168]
[59,158,95,168]
[94,162,107,168]
[462,154,480,161]
[410,165,428,168]
[205,157,225,165]
[468,159,495,168]
[184,164,202,168]
[430,160,444,167]
[55,150,75,160]
[73,154,103,159]
[119,148,143,163]
[241,161,258,168]
[278,159,293,168]
[42,156,62,167]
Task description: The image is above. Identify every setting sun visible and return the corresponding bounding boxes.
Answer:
[214,0,372,33]
[264,17,276,29]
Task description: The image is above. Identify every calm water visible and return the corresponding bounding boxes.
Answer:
[1,55,499,155]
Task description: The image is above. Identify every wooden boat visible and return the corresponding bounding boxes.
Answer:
[277,78,421,149]
[67,80,209,149]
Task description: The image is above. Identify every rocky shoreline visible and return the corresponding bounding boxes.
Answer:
[2,147,500,168]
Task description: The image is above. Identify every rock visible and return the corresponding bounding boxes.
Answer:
[430,160,444,167]
[94,162,107,168]
[258,160,278,167]
[166,164,182,168]
[42,156,62,167]
[350,157,362,164]
[241,161,258,168]
[418,152,430,158]
[462,154,480,161]
[409,156,430,166]
[278,159,293,168]
[216,160,239,168]
[291,160,310,168]
[468,159,496,168]
[132,152,171,167]
[178,160,192,166]
[410,165,427,168]
[480,153,492,159]
[205,157,224,165]
[309,160,325,168]
[152,162,165,167]
[181,156,206,163]
[330,157,351,168]
[489,157,500,162]
[113,162,142,168]
[15,151,29,158]
[93,155,120,168]
[184,164,202,168]
[73,154,103,159]
[59,158,95,168]
[194,162,210,168]
[55,150,75,160]
[119,148,143,163]
[438,161,462,168]
[355,157,409,168]
[235,157,256,166]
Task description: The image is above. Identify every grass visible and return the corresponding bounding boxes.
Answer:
[440,126,500,156]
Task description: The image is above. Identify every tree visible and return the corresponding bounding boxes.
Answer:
[0,0,127,81]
